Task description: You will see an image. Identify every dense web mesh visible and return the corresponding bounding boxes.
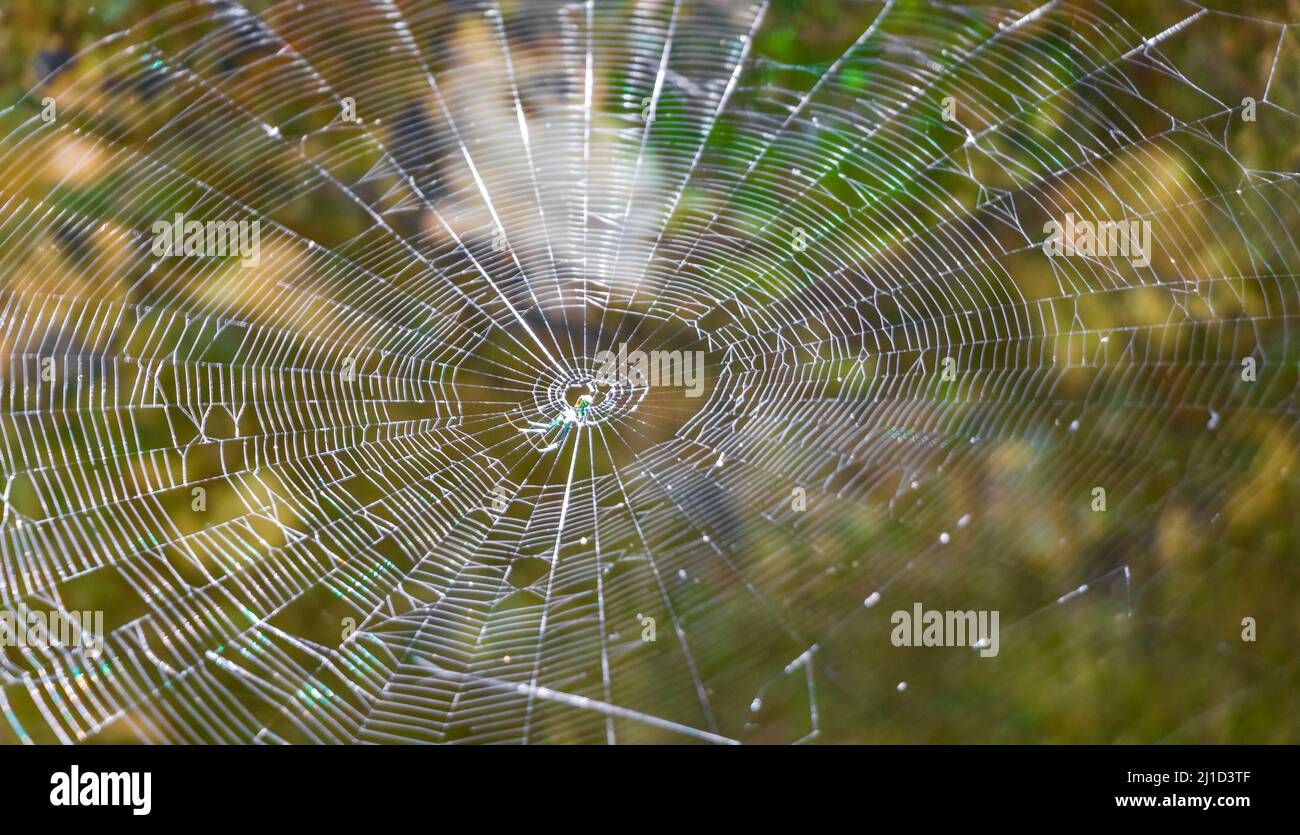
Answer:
[0,0,1297,744]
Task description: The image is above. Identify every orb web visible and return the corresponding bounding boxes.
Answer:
[0,0,1297,744]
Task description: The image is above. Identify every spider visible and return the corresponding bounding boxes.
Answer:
[519,391,594,452]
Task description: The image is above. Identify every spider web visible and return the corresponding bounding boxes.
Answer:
[0,0,1297,744]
